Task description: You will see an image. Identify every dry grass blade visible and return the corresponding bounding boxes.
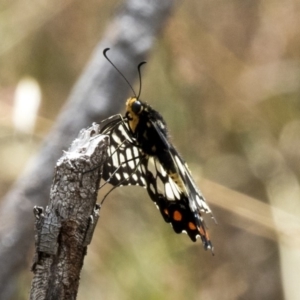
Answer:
[201,179,300,249]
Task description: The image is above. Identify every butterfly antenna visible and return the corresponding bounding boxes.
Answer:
[103,48,137,98]
[137,61,146,99]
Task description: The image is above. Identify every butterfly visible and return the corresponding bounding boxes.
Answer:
[100,49,215,252]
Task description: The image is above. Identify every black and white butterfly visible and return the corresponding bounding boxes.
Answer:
[100,49,215,252]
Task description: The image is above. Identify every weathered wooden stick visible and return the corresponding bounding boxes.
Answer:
[30,124,108,300]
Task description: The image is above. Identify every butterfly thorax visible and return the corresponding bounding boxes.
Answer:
[125,97,169,156]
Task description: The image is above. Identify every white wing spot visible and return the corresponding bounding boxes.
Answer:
[169,179,181,200]
[110,145,116,154]
[190,200,197,211]
[196,194,211,213]
[175,155,186,174]
[159,165,167,176]
[165,182,175,200]
[149,182,156,194]
[141,177,146,186]
[125,148,136,169]
[132,173,138,182]
[112,153,119,168]
[119,125,131,140]
[112,133,122,144]
[133,147,140,157]
[125,148,133,159]
[119,153,125,164]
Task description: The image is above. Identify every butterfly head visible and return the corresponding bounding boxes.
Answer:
[125,97,145,133]
[126,97,143,115]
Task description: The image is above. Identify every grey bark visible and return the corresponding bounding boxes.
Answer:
[29,124,108,300]
[0,0,174,299]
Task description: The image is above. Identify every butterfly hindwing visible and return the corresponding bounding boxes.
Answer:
[141,152,213,249]
[169,147,214,217]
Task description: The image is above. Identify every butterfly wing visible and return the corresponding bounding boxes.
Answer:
[100,115,214,251]
[100,115,146,187]
[148,119,214,249]
[142,154,213,250]
[169,148,214,217]
[150,118,213,215]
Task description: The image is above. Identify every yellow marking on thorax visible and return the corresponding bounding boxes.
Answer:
[126,97,141,133]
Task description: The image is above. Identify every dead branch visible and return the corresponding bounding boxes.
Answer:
[29,124,108,300]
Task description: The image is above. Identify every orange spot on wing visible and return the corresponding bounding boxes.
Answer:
[188,222,197,230]
[173,210,182,221]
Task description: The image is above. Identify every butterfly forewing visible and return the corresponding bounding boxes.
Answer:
[101,115,146,187]
[170,149,214,217]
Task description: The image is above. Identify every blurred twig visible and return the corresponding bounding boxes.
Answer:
[30,124,107,300]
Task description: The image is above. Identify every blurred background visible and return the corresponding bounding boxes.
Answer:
[1,0,300,299]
